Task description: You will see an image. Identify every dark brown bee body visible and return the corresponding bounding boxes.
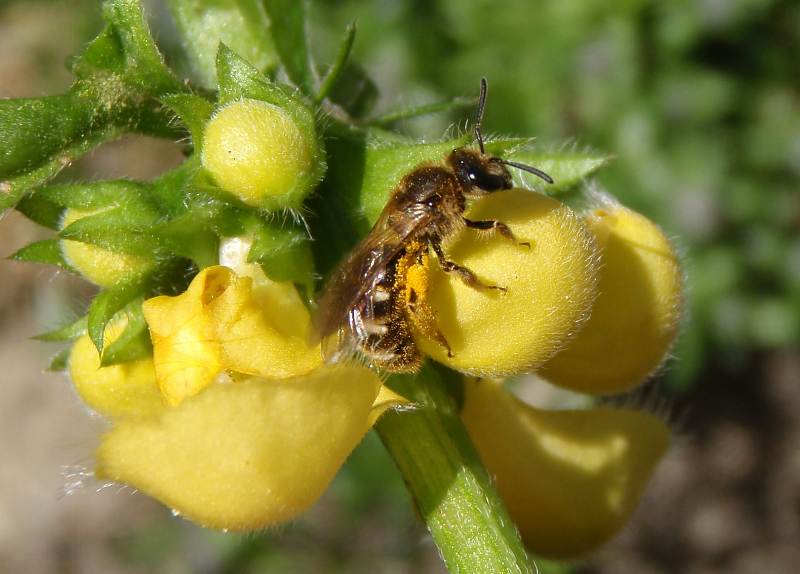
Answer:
[313,79,554,372]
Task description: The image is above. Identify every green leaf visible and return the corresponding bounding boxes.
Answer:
[369,96,477,127]
[215,44,294,107]
[101,300,153,366]
[165,0,277,89]
[316,22,356,103]
[37,180,149,211]
[506,148,611,194]
[59,205,164,256]
[33,316,88,342]
[88,275,151,354]
[262,0,315,93]
[248,217,314,289]
[11,240,74,271]
[47,349,71,372]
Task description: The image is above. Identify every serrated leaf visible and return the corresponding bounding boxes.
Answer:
[47,349,71,372]
[34,316,88,342]
[506,150,611,194]
[316,22,356,103]
[101,300,152,366]
[262,0,315,93]
[11,240,74,271]
[165,0,278,88]
[248,218,314,288]
[59,202,165,256]
[88,275,151,354]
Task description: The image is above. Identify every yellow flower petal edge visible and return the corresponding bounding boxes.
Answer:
[142,267,228,406]
[417,189,599,377]
[462,379,669,559]
[539,203,683,394]
[69,317,163,417]
[95,365,384,531]
[60,208,153,287]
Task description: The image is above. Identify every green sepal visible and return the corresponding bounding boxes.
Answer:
[38,180,150,211]
[87,273,152,354]
[59,205,164,257]
[15,193,64,230]
[33,316,88,342]
[11,240,75,271]
[151,212,220,269]
[164,0,277,89]
[247,218,314,290]
[47,349,71,373]
[161,94,214,152]
[101,300,153,366]
[262,0,315,94]
[506,148,611,194]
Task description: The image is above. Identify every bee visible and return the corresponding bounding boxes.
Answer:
[314,78,553,372]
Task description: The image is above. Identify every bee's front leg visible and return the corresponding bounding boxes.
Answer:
[430,240,506,293]
[463,217,530,248]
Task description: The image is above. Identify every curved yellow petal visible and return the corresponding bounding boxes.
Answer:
[95,365,383,531]
[462,379,669,559]
[207,270,321,379]
[417,189,599,377]
[69,318,163,417]
[142,267,229,405]
[539,204,683,394]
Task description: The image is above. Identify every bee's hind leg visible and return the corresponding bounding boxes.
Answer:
[430,241,507,293]
[463,217,530,248]
[405,284,454,357]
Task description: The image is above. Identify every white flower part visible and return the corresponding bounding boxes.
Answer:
[219,236,254,273]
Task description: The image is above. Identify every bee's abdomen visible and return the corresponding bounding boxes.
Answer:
[352,252,421,372]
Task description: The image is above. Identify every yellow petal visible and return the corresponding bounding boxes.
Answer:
[417,189,598,377]
[207,270,322,379]
[69,318,163,417]
[142,267,228,405]
[368,385,412,427]
[539,205,683,394]
[60,208,153,287]
[462,379,669,559]
[95,365,383,530]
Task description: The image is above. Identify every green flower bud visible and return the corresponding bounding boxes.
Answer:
[201,98,324,210]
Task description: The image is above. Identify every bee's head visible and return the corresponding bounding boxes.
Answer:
[447,148,513,194]
[451,77,554,194]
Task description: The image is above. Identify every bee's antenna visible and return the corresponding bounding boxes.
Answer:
[500,159,555,184]
[474,77,488,154]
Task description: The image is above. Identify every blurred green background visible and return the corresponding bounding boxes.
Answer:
[0,0,798,572]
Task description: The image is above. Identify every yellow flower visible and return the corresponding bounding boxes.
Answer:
[416,189,599,377]
[462,378,669,559]
[89,262,406,530]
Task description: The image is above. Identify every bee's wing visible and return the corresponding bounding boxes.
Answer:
[313,206,435,361]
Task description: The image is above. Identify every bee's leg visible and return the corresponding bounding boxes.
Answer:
[463,217,530,248]
[405,281,454,358]
[430,241,507,293]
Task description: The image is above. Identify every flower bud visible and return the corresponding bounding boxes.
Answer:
[69,316,163,417]
[201,98,324,210]
[462,379,669,559]
[539,204,683,394]
[416,189,599,377]
[60,208,153,287]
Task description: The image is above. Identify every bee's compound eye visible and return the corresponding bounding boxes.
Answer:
[425,193,442,207]
[468,166,508,192]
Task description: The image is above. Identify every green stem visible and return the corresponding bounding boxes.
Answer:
[376,363,534,574]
